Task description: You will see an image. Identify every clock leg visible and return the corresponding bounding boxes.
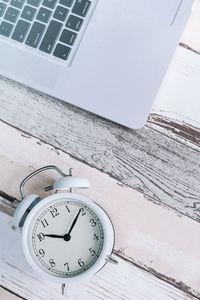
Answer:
[61,283,67,295]
[106,255,118,264]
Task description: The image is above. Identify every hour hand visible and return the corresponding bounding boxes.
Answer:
[44,234,64,239]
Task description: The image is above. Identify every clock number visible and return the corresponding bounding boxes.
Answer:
[49,259,56,267]
[64,262,70,271]
[41,219,49,228]
[89,248,96,256]
[39,249,45,257]
[50,208,59,218]
[37,232,45,242]
[65,205,70,213]
[78,258,85,267]
[89,219,96,227]
[80,208,86,216]
[93,233,99,241]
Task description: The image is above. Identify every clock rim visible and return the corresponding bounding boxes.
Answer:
[22,192,115,283]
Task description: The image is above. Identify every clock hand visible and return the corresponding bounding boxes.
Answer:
[44,234,65,239]
[64,208,82,240]
[44,209,82,242]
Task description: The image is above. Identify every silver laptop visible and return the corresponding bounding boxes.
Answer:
[0,0,194,128]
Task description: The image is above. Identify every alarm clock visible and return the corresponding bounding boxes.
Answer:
[14,166,117,294]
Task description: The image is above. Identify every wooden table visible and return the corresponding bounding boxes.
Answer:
[0,2,200,299]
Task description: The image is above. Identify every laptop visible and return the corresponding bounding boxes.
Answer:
[0,0,194,128]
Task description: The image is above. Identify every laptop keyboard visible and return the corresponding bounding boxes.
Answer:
[0,0,95,63]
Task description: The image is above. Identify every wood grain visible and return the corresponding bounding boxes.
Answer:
[0,198,197,300]
[0,121,200,298]
[0,287,24,300]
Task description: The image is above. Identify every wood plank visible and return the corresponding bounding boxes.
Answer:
[0,198,197,300]
[0,121,200,297]
[181,0,200,53]
[152,46,200,129]
[0,287,23,300]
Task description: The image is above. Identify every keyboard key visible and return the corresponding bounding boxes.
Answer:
[39,20,62,53]
[53,5,68,21]
[66,14,83,31]
[59,0,74,7]
[0,0,92,62]
[36,7,51,23]
[4,7,20,23]
[72,0,91,17]
[53,43,71,60]
[42,0,57,9]
[27,0,41,7]
[0,3,7,17]
[10,0,25,9]
[21,5,37,21]
[11,19,30,42]
[59,29,76,45]
[25,21,46,47]
[0,21,14,36]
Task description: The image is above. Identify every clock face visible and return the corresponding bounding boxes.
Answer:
[27,200,104,278]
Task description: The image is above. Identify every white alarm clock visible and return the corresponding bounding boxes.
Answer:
[14,166,117,293]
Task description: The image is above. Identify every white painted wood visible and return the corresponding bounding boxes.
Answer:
[152,46,200,127]
[0,121,200,297]
[181,0,200,53]
[0,199,196,300]
[0,287,22,300]
[147,112,200,153]
[151,0,200,126]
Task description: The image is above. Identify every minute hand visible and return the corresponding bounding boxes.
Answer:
[67,208,82,236]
